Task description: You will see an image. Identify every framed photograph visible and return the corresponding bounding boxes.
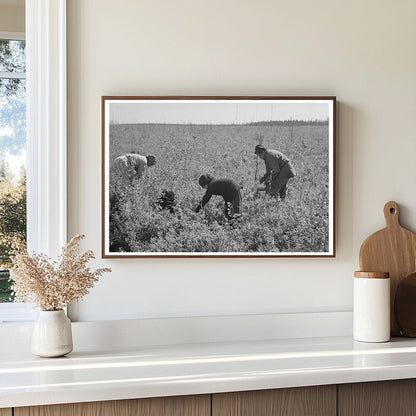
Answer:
[102,96,336,258]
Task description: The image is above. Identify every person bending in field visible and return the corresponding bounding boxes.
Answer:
[195,174,242,220]
[254,144,296,199]
[112,152,156,182]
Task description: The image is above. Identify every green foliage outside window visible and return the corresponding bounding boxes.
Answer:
[0,163,26,302]
[0,38,26,302]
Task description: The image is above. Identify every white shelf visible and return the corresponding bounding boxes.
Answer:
[2,335,416,408]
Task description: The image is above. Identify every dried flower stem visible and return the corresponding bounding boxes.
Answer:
[10,235,111,310]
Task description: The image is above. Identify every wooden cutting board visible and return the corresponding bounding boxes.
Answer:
[395,272,416,337]
[359,201,416,336]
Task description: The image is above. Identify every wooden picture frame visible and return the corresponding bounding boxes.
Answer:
[102,96,336,258]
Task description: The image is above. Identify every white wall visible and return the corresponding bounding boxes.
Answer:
[67,0,416,322]
[0,3,24,33]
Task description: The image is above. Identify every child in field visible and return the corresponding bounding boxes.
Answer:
[156,190,175,214]
[254,144,296,199]
[195,174,242,220]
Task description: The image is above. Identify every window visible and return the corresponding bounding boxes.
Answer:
[0,0,67,324]
[0,34,27,306]
[0,33,34,323]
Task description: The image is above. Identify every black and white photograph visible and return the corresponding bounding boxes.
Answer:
[102,97,335,257]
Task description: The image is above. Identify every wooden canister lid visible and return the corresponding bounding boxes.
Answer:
[354,271,389,279]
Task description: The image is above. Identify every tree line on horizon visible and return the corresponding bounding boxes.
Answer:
[110,118,329,126]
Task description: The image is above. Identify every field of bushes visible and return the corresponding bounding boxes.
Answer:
[108,122,330,254]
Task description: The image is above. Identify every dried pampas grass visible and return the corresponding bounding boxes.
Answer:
[10,234,111,311]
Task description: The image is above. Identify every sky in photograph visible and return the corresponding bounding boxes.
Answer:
[109,100,331,125]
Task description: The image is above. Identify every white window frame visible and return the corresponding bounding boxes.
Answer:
[26,0,67,256]
[0,0,67,324]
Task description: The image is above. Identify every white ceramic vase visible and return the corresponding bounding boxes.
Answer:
[31,310,73,357]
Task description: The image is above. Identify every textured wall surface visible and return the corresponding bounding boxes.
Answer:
[67,0,416,322]
[0,4,24,33]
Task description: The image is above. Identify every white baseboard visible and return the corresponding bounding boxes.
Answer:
[0,311,352,353]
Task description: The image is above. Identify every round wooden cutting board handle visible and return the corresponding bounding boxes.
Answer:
[384,201,400,228]
[360,200,416,336]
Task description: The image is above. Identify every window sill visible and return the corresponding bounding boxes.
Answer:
[0,303,36,324]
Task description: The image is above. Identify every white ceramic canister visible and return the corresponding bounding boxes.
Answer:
[353,271,390,342]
